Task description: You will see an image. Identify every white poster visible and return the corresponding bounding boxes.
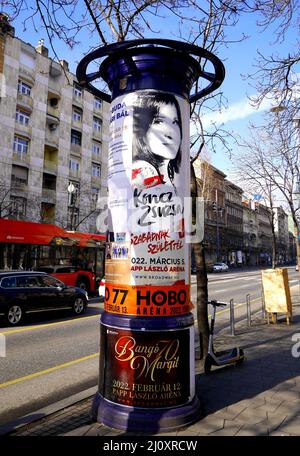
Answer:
[107,90,190,288]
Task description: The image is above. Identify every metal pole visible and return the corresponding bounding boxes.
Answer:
[246,293,251,326]
[261,289,266,319]
[229,298,235,336]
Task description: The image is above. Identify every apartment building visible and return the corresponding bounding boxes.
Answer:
[224,181,244,265]
[194,160,227,265]
[0,16,109,233]
[195,159,295,265]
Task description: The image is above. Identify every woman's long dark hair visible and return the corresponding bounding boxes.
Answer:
[132,92,182,183]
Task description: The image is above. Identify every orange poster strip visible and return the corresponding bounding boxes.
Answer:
[104,282,193,317]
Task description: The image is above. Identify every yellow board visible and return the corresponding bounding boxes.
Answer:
[261,268,292,324]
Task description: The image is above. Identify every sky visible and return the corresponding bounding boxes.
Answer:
[4,2,299,178]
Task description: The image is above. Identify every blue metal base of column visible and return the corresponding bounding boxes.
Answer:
[91,392,202,433]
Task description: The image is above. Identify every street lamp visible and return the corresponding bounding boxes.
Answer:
[67,183,76,231]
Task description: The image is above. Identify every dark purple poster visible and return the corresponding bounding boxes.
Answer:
[99,325,193,408]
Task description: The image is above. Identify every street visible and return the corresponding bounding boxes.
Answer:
[0,266,298,426]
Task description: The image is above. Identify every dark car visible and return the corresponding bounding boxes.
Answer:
[0,271,88,326]
[35,265,97,294]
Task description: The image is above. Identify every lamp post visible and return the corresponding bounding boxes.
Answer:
[212,189,223,262]
[67,182,76,231]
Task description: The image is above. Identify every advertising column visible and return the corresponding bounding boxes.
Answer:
[99,90,195,420]
[76,38,225,432]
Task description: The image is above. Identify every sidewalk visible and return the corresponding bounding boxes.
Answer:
[5,289,300,437]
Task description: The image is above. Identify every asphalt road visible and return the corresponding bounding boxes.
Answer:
[0,266,298,426]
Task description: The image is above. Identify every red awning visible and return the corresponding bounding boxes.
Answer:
[0,219,105,246]
[0,219,67,244]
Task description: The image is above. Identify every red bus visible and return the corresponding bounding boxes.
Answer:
[0,219,105,294]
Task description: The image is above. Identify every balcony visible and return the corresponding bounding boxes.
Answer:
[15,122,32,138]
[72,119,82,131]
[73,93,83,108]
[70,143,81,156]
[69,169,80,179]
[46,111,60,127]
[91,175,101,186]
[49,61,62,78]
[11,178,28,193]
[17,92,33,110]
[45,127,59,148]
[92,128,102,141]
[43,159,57,174]
[48,78,61,97]
[12,151,30,166]
[42,188,56,204]
[92,152,102,163]
[47,104,59,118]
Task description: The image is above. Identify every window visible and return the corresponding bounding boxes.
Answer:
[16,276,41,288]
[11,166,28,187]
[69,158,80,176]
[10,196,27,219]
[94,98,102,110]
[71,129,82,146]
[18,80,32,96]
[93,116,102,133]
[14,136,29,155]
[92,163,101,178]
[42,173,56,190]
[73,83,82,98]
[92,141,101,157]
[16,108,30,125]
[1,277,17,288]
[72,107,82,123]
[39,275,63,288]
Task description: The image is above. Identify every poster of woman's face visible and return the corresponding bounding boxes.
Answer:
[132,92,183,187]
[145,102,181,160]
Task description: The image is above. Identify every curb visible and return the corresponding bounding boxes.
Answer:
[0,386,97,436]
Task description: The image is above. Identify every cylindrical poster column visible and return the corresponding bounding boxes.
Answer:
[77,39,225,432]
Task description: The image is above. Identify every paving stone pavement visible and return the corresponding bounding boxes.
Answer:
[9,299,300,437]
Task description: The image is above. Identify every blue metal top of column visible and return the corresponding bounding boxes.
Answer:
[76,39,225,103]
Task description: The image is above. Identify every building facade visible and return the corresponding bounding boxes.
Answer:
[195,160,295,266]
[274,206,289,264]
[224,181,244,265]
[0,17,109,233]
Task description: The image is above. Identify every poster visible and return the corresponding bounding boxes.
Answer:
[99,325,194,408]
[106,90,191,316]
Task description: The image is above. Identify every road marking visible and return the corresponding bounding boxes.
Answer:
[209,289,230,293]
[0,352,99,389]
[0,314,100,336]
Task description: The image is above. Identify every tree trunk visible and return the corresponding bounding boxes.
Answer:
[294,223,300,272]
[191,163,209,359]
[271,225,277,269]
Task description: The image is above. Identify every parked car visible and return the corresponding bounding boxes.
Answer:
[98,276,105,301]
[0,271,88,326]
[213,262,229,272]
[35,265,97,294]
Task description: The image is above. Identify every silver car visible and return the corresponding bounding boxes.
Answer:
[213,262,229,272]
